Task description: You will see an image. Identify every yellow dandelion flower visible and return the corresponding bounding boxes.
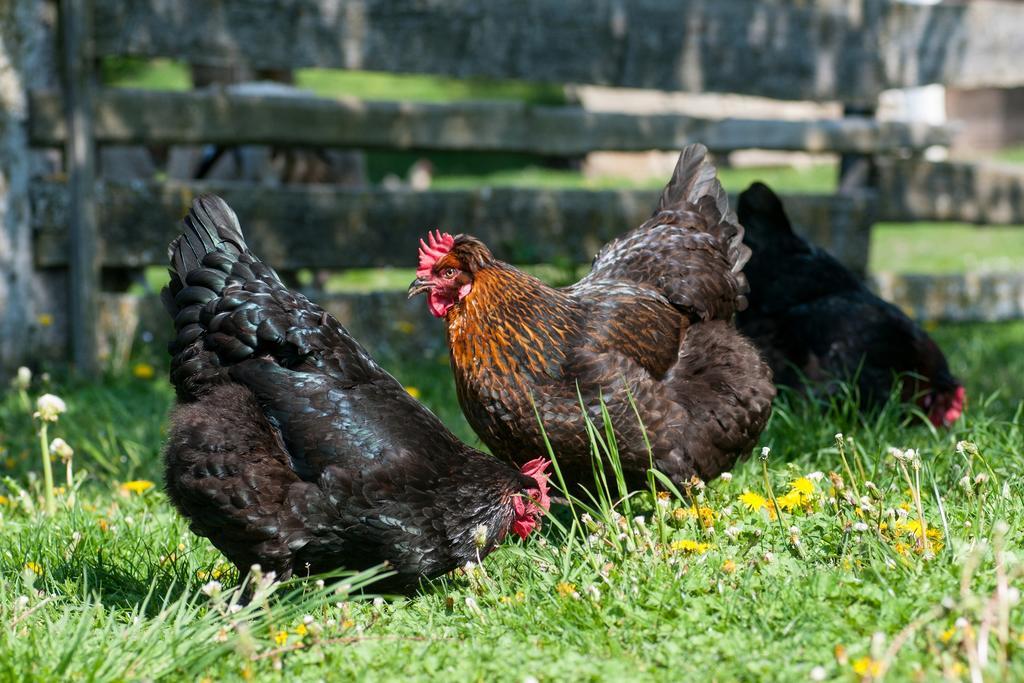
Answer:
[120,480,155,495]
[0,495,9,506]
[721,559,737,574]
[657,491,670,500]
[670,539,711,554]
[776,490,804,512]
[405,386,422,399]
[36,313,53,327]
[893,542,909,556]
[273,630,288,646]
[514,591,526,602]
[697,506,715,528]
[852,657,883,678]
[132,363,155,380]
[24,561,43,575]
[98,518,109,532]
[294,623,308,637]
[939,626,956,643]
[341,619,355,629]
[555,581,576,597]
[790,477,814,496]
[738,491,768,512]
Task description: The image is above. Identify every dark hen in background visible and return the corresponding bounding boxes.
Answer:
[735,182,965,427]
[162,196,549,592]
[409,145,775,490]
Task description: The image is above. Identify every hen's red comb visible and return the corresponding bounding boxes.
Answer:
[417,230,455,278]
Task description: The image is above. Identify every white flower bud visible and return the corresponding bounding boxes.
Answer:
[473,524,489,549]
[201,580,222,597]
[50,438,73,462]
[14,366,32,390]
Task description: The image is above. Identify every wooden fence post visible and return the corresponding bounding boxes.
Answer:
[61,0,99,375]
[0,0,46,376]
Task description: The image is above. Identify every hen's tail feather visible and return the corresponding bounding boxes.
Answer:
[164,195,273,400]
[168,195,248,287]
[658,144,751,276]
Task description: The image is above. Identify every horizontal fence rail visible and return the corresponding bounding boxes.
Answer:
[878,159,1024,225]
[30,89,954,154]
[91,0,1024,103]
[31,180,875,273]
[872,272,1024,323]
[93,271,1024,367]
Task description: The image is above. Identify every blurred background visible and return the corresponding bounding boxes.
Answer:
[1,0,1022,404]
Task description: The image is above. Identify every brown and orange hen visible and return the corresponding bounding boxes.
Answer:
[409,145,775,491]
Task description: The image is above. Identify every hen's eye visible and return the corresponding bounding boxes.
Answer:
[441,268,458,279]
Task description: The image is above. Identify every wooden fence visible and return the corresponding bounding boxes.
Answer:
[3,0,1024,375]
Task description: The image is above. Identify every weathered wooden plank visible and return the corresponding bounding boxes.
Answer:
[877,159,1024,225]
[61,0,100,376]
[29,88,954,154]
[105,270,1024,366]
[30,180,874,273]
[89,0,1024,103]
[871,272,1024,323]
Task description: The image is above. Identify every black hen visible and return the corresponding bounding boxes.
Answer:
[161,195,550,592]
[735,182,965,427]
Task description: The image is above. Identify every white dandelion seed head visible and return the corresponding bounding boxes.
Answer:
[805,471,824,482]
[853,522,869,532]
[719,472,733,482]
[810,665,827,681]
[34,394,66,422]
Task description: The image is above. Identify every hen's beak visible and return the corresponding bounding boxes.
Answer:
[407,276,431,299]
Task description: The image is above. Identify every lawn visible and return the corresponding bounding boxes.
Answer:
[1,319,1022,681]
[11,59,1016,680]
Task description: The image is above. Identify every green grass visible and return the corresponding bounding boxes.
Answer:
[870,223,1024,274]
[100,58,565,105]
[1,321,1022,680]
